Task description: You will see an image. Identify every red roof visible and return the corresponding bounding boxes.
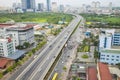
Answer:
[0,58,11,69]
[98,62,112,80]
[22,24,34,29]
[88,67,97,80]
[0,24,14,28]
[0,24,34,30]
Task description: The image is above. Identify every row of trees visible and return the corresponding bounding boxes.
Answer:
[0,39,47,79]
[16,42,30,49]
[0,12,73,24]
[80,13,120,27]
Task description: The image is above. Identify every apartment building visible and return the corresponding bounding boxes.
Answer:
[0,37,15,57]
[112,30,120,46]
[0,24,34,47]
[100,49,120,65]
[99,29,114,50]
[7,24,34,46]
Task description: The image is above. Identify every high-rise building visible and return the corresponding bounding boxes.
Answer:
[96,1,100,8]
[112,30,120,46]
[109,2,112,12]
[21,0,36,12]
[0,37,16,57]
[59,5,64,12]
[51,2,57,12]
[46,0,51,11]
[0,24,34,47]
[38,3,44,11]
[99,29,115,50]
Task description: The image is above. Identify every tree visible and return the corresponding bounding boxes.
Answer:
[17,60,22,66]
[6,66,13,72]
[116,63,120,69]
[0,73,3,79]
[94,49,99,63]
[63,66,67,71]
[81,54,89,59]
[32,48,36,53]
[76,77,81,80]
[23,42,30,48]
[16,45,23,49]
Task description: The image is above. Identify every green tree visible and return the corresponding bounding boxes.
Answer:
[63,66,67,71]
[94,49,99,63]
[0,73,3,79]
[81,54,89,59]
[6,66,13,72]
[116,63,120,69]
[28,51,33,57]
[17,60,22,66]
[23,42,30,48]
[76,77,81,80]
[32,48,36,53]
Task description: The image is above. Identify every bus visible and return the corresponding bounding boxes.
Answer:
[52,73,58,80]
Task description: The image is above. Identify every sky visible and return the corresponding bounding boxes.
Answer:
[0,0,120,7]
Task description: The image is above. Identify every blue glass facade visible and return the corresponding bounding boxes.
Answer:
[47,0,50,11]
[27,0,31,9]
[112,33,120,46]
[21,0,35,11]
[104,37,107,48]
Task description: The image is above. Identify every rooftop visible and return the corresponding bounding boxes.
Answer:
[0,58,12,69]
[98,62,112,80]
[0,24,14,28]
[101,49,120,54]
[88,67,97,80]
[7,24,34,31]
[115,29,120,33]
[7,50,26,60]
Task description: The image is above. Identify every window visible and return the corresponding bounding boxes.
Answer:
[117,56,119,58]
[112,59,114,61]
[107,55,109,57]
[101,58,105,60]
[112,55,114,57]
[101,55,105,56]
[106,58,109,60]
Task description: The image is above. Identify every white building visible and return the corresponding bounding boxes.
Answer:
[0,37,15,57]
[99,29,115,50]
[7,24,34,46]
[51,2,58,12]
[0,24,34,47]
[100,49,120,65]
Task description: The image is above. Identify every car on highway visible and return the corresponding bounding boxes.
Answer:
[34,55,37,59]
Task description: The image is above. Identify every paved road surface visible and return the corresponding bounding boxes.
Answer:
[9,14,81,80]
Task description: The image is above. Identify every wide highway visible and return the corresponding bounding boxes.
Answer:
[9,14,81,80]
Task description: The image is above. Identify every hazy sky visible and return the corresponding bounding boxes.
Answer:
[0,0,120,7]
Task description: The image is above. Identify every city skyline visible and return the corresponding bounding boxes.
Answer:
[0,0,120,7]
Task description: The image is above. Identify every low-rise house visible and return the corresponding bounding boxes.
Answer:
[0,58,14,69]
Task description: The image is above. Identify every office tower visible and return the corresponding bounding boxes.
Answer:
[46,0,51,11]
[92,1,96,8]
[59,5,64,12]
[99,29,115,50]
[38,3,44,11]
[21,0,36,11]
[96,1,100,8]
[12,3,21,9]
[51,2,57,12]
[109,2,112,12]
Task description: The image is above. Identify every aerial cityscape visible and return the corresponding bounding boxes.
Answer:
[0,0,120,80]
